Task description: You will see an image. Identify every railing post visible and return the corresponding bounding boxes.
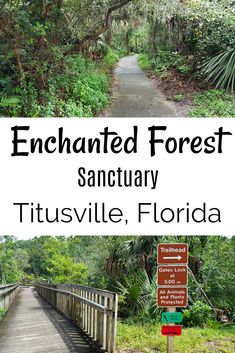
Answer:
[34,283,118,353]
[111,293,118,353]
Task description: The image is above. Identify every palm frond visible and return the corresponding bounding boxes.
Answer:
[0,96,20,107]
[202,49,235,93]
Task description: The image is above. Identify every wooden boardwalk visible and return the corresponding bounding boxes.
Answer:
[0,287,99,353]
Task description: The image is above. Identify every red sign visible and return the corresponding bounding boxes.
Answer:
[161,325,182,336]
[158,265,188,286]
[158,243,188,264]
[158,287,188,307]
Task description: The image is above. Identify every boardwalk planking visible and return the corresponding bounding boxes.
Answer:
[0,287,99,353]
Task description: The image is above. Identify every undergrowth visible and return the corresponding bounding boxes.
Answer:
[138,51,191,77]
[0,49,118,117]
[117,321,235,353]
[138,54,152,71]
[190,90,235,117]
[102,47,119,68]
[138,52,235,118]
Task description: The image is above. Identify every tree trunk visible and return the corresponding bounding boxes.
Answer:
[65,0,133,55]
[13,44,23,77]
[149,14,158,58]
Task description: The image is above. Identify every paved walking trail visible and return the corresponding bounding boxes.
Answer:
[107,55,177,117]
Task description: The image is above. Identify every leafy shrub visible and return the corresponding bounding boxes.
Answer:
[178,1,235,64]
[152,1,235,88]
[202,49,235,92]
[138,54,152,70]
[47,254,88,284]
[153,51,191,77]
[183,301,214,327]
[1,54,111,117]
[139,51,191,77]
[174,93,185,102]
[102,48,119,67]
[190,89,235,117]
[178,64,191,75]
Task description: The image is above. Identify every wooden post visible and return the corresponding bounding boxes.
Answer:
[111,293,118,353]
[34,283,118,353]
[167,307,176,353]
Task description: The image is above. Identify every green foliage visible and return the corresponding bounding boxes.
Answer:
[1,235,234,327]
[174,93,185,102]
[202,49,235,92]
[21,273,35,285]
[0,96,20,117]
[187,2,235,63]
[116,277,143,317]
[0,54,110,117]
[138,54,152,70]
[0,236,21,283]
[183,301,214,327]
[152,51,191,77]
[200,237,235,312]
[139,51,191,77]
[0,0,127,117]
[117,321,235,353]
[144,0,235,92]
[161,1,235,66]
[190,89,235,117]
[102,48,119,67]
[46,254,88,284]
[0,308,6,321]
[116,270,159,319]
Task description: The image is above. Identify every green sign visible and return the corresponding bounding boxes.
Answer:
[161,312,183,324]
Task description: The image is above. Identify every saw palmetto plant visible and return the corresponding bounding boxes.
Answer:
[203,48,235,93]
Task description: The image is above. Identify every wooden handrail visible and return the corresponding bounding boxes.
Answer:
[0,283,19,315]
[35,284,114,314]
[0,284,19,298]
[0,283,19,290]
[35,282,118,353]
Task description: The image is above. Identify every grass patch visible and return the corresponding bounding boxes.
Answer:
[190,89,235,117]
[117,321,235,353]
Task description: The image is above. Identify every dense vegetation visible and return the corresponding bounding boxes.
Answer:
[1,235,234,323]
[117,321,235,353]
[1,0,234,117]
[0,0,123,116]
[134,0,235,116]
[1,235,234,351]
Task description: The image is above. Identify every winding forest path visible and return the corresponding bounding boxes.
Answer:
[107,55,177,117]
